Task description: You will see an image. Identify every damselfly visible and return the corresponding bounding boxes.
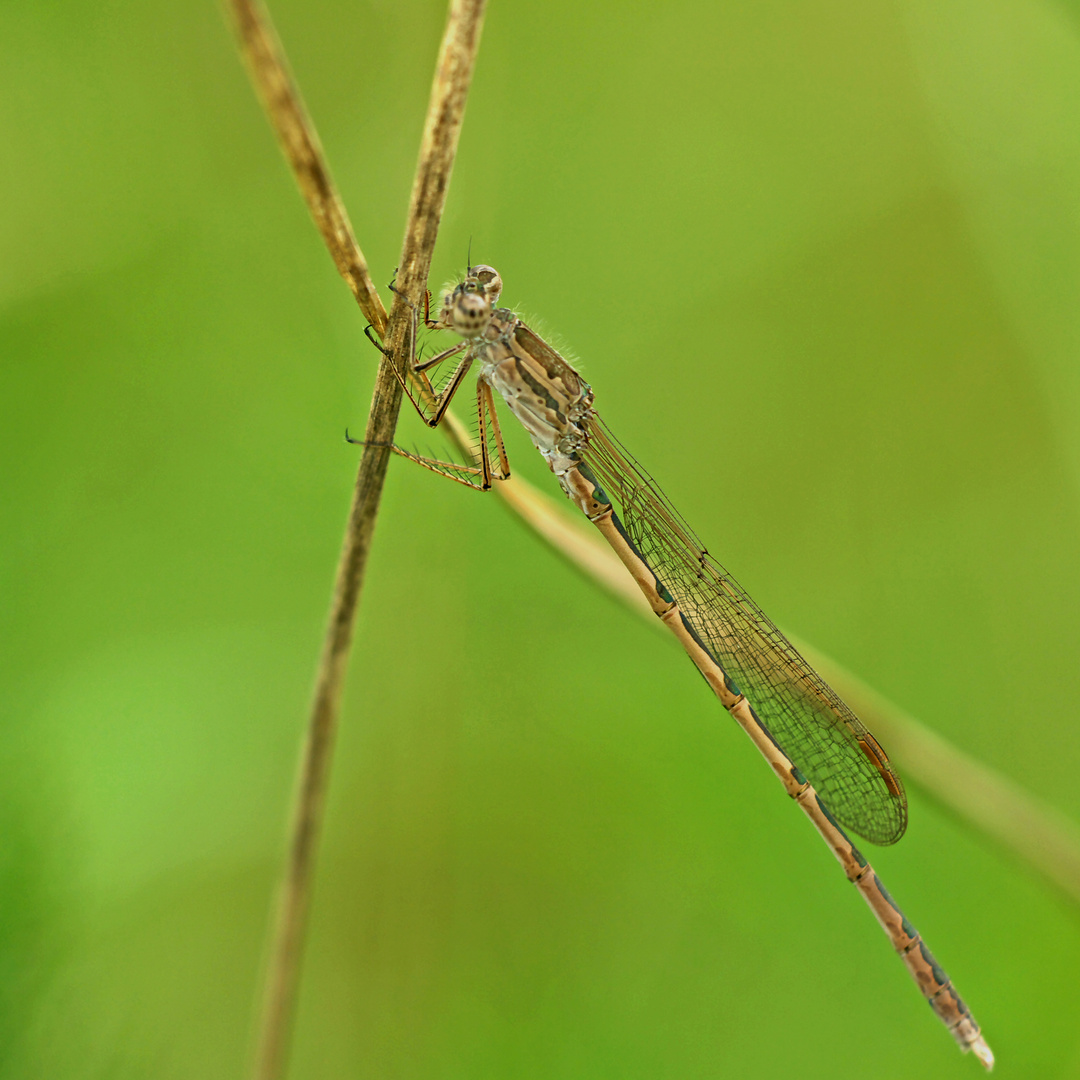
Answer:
[358,265,993,1068]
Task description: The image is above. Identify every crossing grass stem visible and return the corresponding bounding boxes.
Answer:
[228,2,487,1077]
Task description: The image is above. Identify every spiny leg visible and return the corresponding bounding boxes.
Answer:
[369,287,474,427]
[357,285,512,488]
[362,318,449,423]
[479,380,510,481]
[347,379,497,491]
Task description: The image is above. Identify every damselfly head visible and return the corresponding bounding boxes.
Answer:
[439,264,503,338]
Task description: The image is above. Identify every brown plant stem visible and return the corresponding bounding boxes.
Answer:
[228,0,387,333]
[229,3,487,1079]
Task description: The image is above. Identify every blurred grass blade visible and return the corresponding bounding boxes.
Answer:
[801,650,1080,908]
[442,412,1080,909]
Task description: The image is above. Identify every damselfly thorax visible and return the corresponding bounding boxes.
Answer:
[409,264,598,489]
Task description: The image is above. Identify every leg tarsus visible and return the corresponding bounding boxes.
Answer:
[364,325,391,356]
[388,281,419,314]
[344,429,396,452]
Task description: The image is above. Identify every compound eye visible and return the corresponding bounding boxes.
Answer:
[471,265,502,304]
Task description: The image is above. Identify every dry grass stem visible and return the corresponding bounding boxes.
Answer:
[229,2,487,1079]
[228,0,387,333]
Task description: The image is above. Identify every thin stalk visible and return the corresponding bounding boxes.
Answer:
[228,3,487,1079]
[227,0,387,333]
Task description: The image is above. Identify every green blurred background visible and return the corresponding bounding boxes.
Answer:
[3,0,1079,1076]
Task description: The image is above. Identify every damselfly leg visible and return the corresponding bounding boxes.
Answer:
[364,279,513,489]
[370,286,475,426]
